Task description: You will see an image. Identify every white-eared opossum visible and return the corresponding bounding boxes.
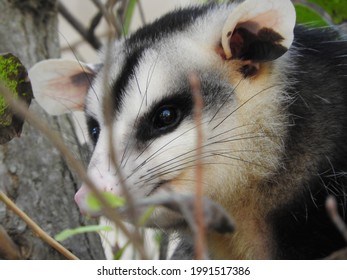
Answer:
[29,0,347,259]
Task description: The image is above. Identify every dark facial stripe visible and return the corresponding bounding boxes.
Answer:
[127,5,213,47]
[111,5,213,115]
[111,47,144,114]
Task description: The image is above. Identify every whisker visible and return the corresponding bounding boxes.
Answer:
[207,123,255,141]
[129,124,202,175]
[143,129,266,171]
[121,51,161,168]
[137,146,273,185]
[142,148,265,179]
[209,78,243,124]
[212,84,280,130]
[127,120,278,184]
[130,112,250,172]
[144,50,161,107]
[120,90,149,167]
[208,134,280,146]
[58,30,100,104]
[137,158,270,186]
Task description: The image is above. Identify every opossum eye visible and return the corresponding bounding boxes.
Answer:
[90,126,100,143]
[87,117,100,145]
[136,94,192,142]
[153,105,181,130]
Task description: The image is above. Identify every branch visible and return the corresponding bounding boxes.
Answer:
[91,0,120,35]
[326,195,347,242]
[0,191,79,260]
[137,0,146,25]
[58,1,102,49]
[325,195,347,260]
[0,225,21,259]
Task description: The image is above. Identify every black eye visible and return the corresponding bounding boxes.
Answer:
[90,126,100,143]
[153,106,180,130]
[87,117,100,145]
[136,94,193,142]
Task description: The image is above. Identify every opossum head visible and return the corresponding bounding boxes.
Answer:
[29,0,296,227]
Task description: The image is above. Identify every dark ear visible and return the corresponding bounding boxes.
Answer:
[221,0,296,62]
[28,59,101,115]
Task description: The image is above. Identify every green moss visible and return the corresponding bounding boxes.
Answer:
[0,55,21,125]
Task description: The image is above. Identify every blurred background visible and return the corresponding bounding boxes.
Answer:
[59,0,199,63]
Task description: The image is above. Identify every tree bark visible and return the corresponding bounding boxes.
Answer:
[0,0,105,259]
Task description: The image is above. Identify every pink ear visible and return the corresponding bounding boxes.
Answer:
[221,0,296,62]
[28,59,98,115]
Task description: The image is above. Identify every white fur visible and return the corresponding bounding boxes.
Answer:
[76,4,295,230]
[29,1,297,254]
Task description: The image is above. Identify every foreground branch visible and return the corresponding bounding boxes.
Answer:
[0,191,79,260]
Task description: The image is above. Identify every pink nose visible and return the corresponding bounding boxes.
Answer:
[74,184,95,215]
[74,186,86,205]
[75,184,107,217]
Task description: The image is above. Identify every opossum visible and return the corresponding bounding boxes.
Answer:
[29,0,347,259]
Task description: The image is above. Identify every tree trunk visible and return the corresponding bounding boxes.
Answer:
[0,0,105,259]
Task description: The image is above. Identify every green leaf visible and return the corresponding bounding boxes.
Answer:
[113,242,130,260]
[295,4,328,27]
[139,206,156,226]
[123,0,138,36]
[86,192,126,211]
[307,0,347,24]
[154,232,163,246]
[55,225,113,242]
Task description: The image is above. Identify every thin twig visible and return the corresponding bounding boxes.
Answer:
[189,72,207,260]
[0,191,79,260]
[60,30,113,52]
[92,0,120,36]
[105,0,124,36]
[101,28,147,258]
[0,225,21,259]
[326,195,347,242]
[88,11,103,38]
[137,0,146,25]
[58,1,102,49]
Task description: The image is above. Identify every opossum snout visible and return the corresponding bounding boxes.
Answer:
[74,184,98,216]
[74,185,87,209]
[74,183,116,216]
[74,164,122,215]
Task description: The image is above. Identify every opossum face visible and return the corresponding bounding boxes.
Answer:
[29,0,296,226]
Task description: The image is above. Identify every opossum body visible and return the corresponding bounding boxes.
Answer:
[29,0,347,259]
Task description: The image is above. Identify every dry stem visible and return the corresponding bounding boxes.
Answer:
[0,191,78,260]
[189,72,207,260]
[102,36,147,258]
[0,224,21,259]
[326,195,347,242]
